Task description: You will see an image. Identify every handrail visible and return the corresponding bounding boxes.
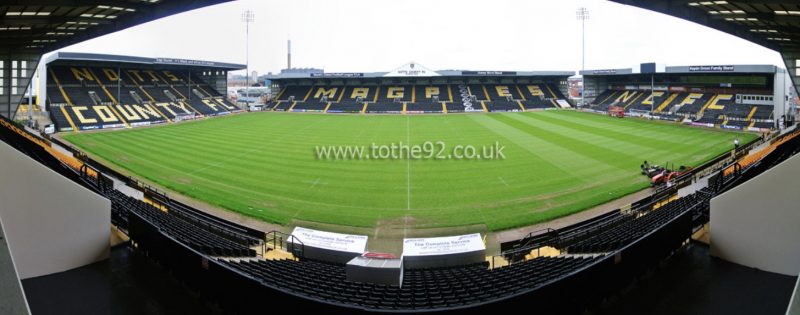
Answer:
[523,228,556,239]
[503,237,555,257]
[266,231,304,260]
[501,228,557,258]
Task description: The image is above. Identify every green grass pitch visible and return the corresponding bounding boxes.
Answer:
[64,111,755,231]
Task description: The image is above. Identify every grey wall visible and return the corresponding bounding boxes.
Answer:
[0,216,31,315]
[774,68,788,126]
[0,141,109,279]
[710,153,800,276]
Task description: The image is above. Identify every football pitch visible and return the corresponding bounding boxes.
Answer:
[64,111,754,231]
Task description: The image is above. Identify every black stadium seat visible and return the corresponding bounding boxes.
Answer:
[107,190,258,257]
[221,255,601,311]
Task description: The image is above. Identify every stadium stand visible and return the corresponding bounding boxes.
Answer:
[588,88,778,130]
[47,65,239,131]
[267,83,569,114]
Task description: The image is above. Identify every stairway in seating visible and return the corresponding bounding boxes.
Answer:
[655,93,678,113]
[695,94,719,118]
[745,106,758,121]
[668,94,693,114]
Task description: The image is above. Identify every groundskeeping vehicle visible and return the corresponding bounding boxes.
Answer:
[650,162,693,186]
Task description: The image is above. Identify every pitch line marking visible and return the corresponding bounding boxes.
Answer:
[405,115,411,239]
[406,115,411,211]
[498,177,509,187]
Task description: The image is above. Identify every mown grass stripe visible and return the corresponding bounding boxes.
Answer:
[64,111,755,231]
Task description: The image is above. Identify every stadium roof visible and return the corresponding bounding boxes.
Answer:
[266,71,575,80]
[45,52,246,70]
[1,0,234,119]
[266,62,574,80]
[0,0,233,54]
[610,1,800,51]
[610,1,800,94]
[580,64,783,76]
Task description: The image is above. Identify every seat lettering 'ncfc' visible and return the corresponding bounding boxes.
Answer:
[708,94,733,110]
[587,87,771,128]
[615,90,639,104]
[641,91,665,105]
[679,93,704,107]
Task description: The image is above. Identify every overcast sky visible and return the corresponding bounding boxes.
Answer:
[56,0,785,75]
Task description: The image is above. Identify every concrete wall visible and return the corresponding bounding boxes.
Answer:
[0,216,31,315]
[0,141,109,279]
[710,153,800,276]
[774,68,789,127]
